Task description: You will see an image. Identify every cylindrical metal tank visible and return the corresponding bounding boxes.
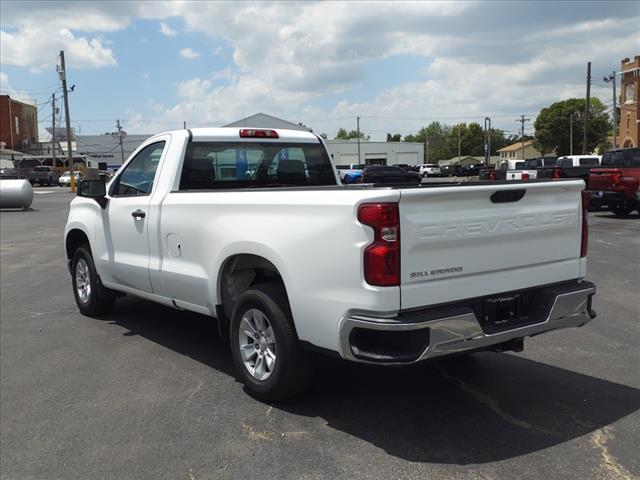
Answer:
[0,179,34,209]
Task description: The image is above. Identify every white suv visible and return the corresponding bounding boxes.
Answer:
[419,164,441,177]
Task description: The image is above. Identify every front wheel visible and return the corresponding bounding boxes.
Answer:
[71,244,115,316]
[230,284,312,401]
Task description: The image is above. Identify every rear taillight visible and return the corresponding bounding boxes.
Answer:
[239,129,279,138]
[553,168,562,179]
[581,190,589,257]
[522,172,530,180]
[358,203,400,286]
[612,172,622,186]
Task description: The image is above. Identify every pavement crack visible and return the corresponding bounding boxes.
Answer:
[590,426,636,480]
[437,365,560,438]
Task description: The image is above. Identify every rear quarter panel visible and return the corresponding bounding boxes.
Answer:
[157,188,402,352]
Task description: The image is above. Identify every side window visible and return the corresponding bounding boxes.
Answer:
[626,149,640,167]
[579,157,599,166]
[112,141,165,196]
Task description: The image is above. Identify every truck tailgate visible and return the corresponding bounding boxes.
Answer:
[399,181,584,309]
[588,168,620,191]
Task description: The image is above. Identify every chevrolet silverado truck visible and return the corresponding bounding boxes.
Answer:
[64,127,596,400]
[588,148,640,215]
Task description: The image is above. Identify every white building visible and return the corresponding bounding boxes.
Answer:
[325,140,424,166]
[75,134,152,171]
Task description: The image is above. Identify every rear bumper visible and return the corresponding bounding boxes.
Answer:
[588,190,624,206]
[339,280,596,364]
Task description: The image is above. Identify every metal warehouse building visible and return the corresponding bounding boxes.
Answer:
[324,140,424,166]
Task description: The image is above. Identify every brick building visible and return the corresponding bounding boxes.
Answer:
[618,55,640,149]
[0,95,39,151]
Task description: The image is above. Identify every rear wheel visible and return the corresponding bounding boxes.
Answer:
[230,284,312,401]
[71,244,115,316]
[610,199,635,216]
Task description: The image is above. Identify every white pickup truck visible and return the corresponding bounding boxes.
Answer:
[64,127,596,400]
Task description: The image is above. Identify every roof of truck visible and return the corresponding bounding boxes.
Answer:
[186,127,320,143]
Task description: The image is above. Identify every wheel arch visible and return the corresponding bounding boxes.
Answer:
[65,228,91,269]
[216,253,293,337]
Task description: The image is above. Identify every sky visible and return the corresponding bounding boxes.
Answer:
[1,0,638,141]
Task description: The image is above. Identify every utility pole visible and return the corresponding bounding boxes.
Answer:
[515,115,530,160]
[457,124,461,161]
[356,116,361,165]
[604,71,617,149]
[116,120,126,163]
[484,117,491,166]
[583,61,591,154]
[58,50,76,192]
[51,93,56,169]
[569,112,574,155]
[183,120,187,129]
[425,137,429,163]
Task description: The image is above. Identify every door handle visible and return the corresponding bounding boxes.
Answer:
[131,209,146,219]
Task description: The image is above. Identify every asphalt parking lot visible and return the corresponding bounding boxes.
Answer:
[1,189,639,480]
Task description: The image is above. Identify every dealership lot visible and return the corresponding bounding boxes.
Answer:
[1,190,639,480]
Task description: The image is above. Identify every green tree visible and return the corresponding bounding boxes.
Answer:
[403,122,452,162]
[386,133,402,142]
[335,128,369,140]
[403,122,509,162]
[534,98,611,156]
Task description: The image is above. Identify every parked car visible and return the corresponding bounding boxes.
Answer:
[343,171,363,183]
[0,165,18,179]
[459,163,483,177]
[58,171,84,187]
[392,164,412,171]
[362,165,421,185]
[65,126,596,401]
[440,164,462,177]
[29,166,60,186]
[418,164,441,177]
[537,155,600,183]
[336,164,366,182]
[588,148,640,215]
[479,165,496,180]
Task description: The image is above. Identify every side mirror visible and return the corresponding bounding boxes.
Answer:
[77,179,108,209]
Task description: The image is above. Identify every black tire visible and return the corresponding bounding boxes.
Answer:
[230,283,312,401]
[71,244,115,316]
[610,200,634,216]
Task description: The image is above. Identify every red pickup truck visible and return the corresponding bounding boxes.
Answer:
[588,148,640,216]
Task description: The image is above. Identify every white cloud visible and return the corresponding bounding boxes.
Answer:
[159,22,177,37]
[2,1,637,137]
[0,27,116,69]
[179,47,200,59]
[0,72,34,104]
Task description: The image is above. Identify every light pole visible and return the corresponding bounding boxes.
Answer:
[484,117,491,167]
[604,71,617,149]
